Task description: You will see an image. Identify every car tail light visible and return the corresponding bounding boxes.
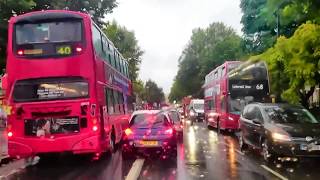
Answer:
[180,124,183,129]
[8,131,13,137]
[125,128,133,136]
[92,125,98,132]
[164,128,173,135]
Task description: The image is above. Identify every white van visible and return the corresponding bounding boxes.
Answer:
[188,99,205,122]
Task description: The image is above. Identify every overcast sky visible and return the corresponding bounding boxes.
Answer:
[107,0,243,94]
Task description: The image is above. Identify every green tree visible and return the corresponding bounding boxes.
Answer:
[102,21,144,100]
[240,0,276,54]
[103,21,143,82]
[32,0,117,26]
[0,0,35,68]
[254,23,320,108]
[169,22,243,102]
[145,80,165,104]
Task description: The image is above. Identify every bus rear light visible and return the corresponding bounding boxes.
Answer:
[8,131,13,137]
[92,125,98,132]
[17,50,24,55]
[92,118,98,125]
[76,47,83,52]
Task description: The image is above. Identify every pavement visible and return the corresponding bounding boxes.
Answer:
[2,120,320,180]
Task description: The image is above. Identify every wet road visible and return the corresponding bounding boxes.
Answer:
[2,120,320,180]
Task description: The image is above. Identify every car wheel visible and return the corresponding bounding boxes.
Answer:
[262,139,275,163]
[239,132,248,152]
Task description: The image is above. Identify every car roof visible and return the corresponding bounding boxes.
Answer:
[248,103,303,108]
[131,110,160,116]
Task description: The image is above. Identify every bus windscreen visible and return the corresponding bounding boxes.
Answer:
[14,20,83,57]
[13,78,88,102]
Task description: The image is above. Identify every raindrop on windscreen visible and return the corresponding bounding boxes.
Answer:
[287,168,294,173]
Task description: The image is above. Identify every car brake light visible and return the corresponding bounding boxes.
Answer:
[125,128,133,136]
[164,128,173,135]
[8,131,13,137]
[92,125,98,131]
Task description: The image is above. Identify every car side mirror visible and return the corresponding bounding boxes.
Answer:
[252,119,262,125]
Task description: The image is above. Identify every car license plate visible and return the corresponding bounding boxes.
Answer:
[140,140,158,146]
[308,144,320,151]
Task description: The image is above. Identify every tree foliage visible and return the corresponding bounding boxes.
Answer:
[0,0,118,69]
[32,0,117,26]
[103,21,144,100]
[169,22,243,102]
[144,80,165,104]
[103,21,143,82]
[253,23,320,107]
[0,0,35,68]
[240,0,276,54]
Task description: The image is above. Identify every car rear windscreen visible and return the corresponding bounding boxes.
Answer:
[130,113,169,127]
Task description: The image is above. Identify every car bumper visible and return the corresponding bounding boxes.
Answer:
[270,141,320,157]
[122,137,177,154]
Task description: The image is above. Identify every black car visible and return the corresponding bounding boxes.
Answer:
[239,103,320,162]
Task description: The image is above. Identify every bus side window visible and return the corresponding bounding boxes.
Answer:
[92,24,103,58]
[118,92,124,114]
[222,66,226,77]
[106,89,114,114]
[113,90,119,114]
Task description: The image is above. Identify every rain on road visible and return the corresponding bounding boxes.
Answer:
[2,120,320,180]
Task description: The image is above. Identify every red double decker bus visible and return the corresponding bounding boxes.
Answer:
[5,10,132,158]
[203,61,270,133]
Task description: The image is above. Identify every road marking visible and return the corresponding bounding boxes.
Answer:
[261,165,288,180]
[125,159,145,180]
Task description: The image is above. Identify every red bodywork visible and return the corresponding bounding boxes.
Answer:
[6,10,132,157]
[203,61,240,131]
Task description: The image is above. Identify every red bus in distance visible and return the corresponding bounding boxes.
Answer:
[203,61,270,133]
[5,10,132,158]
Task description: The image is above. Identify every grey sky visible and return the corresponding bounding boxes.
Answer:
[107,0,243,94]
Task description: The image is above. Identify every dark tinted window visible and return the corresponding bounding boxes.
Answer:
[13,78,88,102]
[16,21,82,45]
[130,113,169,127]
[263,106,319,124]
[252,107,263,121]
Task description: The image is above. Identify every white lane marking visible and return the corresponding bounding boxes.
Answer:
[125,159,145,180]
[234,149,244,156]
[261,165,288,180]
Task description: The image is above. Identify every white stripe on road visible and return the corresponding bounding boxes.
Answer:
[125,159,145,180]
[261,165,288,180]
